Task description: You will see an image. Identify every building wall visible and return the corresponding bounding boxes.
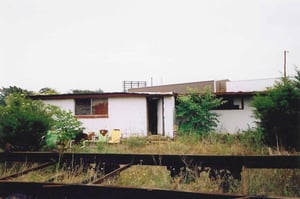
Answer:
[153,96,175,138]
[43,99,74,113]
[227,78,279,92]
[212,97,257,133]
[163,96,175,137]
[42,96,174,138]
[107,97,148,137]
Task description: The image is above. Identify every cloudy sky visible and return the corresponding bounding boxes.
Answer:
[1,0,300,93]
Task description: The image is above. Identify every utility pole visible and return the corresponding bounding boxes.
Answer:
[284,50,289,78]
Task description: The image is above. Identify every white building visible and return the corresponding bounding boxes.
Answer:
[32,92,175,138]
[226,78,280,92]
[130,78,279,134]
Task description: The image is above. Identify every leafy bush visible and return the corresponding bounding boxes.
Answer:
[176,88,222,134]
[45,107,84,149]
[252,75,300,150]
[0,94,53,151]
[0,86,33,106]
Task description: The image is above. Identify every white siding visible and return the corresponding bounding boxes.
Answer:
[163,96,175,138]
[156,96,175,138]
[43,99,74,113]
[227,78,279,92]
[79,118,109,134]
[76,97,147,137]
[108,97,148,137]
[157,99,163,135]
[42,95,174,138]
[213,97,257,133]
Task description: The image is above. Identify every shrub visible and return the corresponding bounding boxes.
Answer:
[176,88,222,135]
[0,94,53,151]
[45,107,84,149]
[252,75,300,150]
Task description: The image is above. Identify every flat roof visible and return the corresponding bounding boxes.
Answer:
[31,92,174,100]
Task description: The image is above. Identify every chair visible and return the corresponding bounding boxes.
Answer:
[107,129,122,144]
[98,129,108,142]
[81,130,109,148]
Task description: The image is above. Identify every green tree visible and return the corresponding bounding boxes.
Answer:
[38,87,60,95]
[252,73,300,150]
[0,86,33,105]
[0,94,53,151]
[72,89,103,94]
[176,88,222,134]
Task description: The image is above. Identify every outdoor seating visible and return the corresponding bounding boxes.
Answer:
[81,130,109,148]
[98,129,108,142]
[107,129,122,144]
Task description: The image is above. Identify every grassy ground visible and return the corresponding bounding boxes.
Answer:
[1,131,299,197]
[71,131,277,155]
[72,132,299,197]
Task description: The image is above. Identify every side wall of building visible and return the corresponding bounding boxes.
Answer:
[212,97,257,133]
[42,96,175,138]
[106,97,148,137]
[163,96,175,138]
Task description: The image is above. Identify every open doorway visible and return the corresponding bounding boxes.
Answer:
[147,97,158,135]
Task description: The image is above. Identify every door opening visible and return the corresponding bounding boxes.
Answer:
[147,98,158,135]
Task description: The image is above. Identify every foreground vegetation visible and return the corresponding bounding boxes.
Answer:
[73,130,285,155]
[1,133,299,197]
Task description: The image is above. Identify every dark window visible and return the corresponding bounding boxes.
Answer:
[75,99,91,115]
[214,97,243,110]
[75,98,108,116]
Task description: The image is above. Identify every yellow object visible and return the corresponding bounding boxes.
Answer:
[108,129,122,144]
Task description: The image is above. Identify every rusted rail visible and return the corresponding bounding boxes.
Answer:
[0,161,55,181]
[0,152,299,199]
[0,181,246,199]
[1,152,299,169]
[0,181,289,199]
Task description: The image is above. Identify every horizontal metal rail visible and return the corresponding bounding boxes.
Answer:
[0,161,55,181]
[1,152,299,169]
[90,163,133,184]
[0,181,246,199]
[0,152,299,199]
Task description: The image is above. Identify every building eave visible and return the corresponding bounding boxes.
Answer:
[31,92,174,100]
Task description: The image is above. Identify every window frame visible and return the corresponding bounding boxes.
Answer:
[75,98,108,118]
[214,96,244,110]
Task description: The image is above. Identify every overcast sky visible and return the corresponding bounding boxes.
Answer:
[1,0,300,93]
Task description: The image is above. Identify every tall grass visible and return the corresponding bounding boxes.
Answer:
[0,161,103,184]
[77,130,270,155]
[1,130,299,197]
[244,169,300,197]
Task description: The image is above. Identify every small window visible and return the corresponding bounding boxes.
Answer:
[214,97,243,110]
[75,98,108,117]
[75,98,91,115]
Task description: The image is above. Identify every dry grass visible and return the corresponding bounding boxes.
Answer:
[1,133,299,197]
[102,165,172,189]
[0,162,103,184]
[244,169,300,197]
[73,134,267,155]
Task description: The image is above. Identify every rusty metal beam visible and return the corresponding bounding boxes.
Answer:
[0,161,55,180]
[1,152,299,169]
[0,181,246,199]
[90,163,133,184]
